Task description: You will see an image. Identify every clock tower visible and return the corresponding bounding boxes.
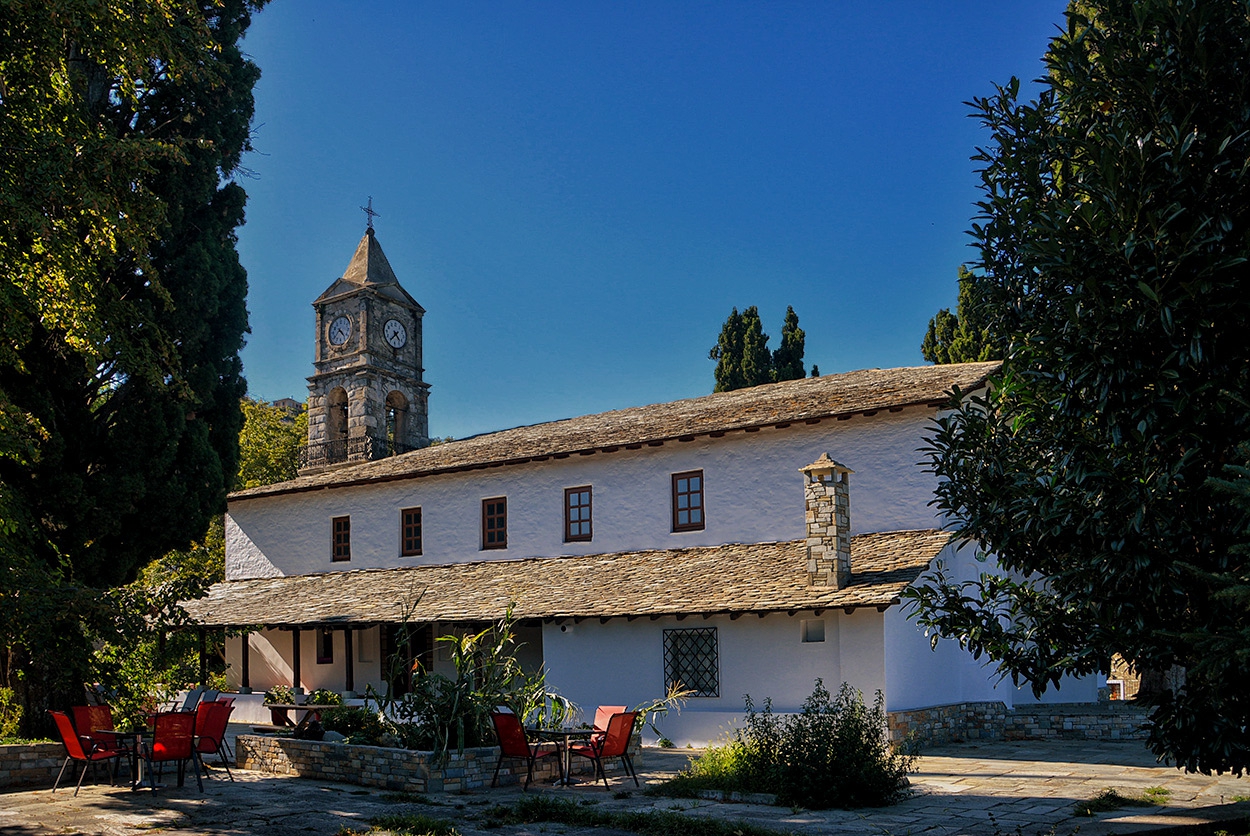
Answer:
[302,227,430,472]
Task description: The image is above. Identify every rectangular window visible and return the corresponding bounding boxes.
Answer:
[564,486,592,542]
[663,627,719,697]
[332,516,351,562]
[671,470,705,532]
[482,497,507,549]
[401,507,423,556]
[802,619,826,643]
[316,628,334,664]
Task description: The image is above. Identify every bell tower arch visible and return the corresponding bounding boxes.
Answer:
[302,226,430,472]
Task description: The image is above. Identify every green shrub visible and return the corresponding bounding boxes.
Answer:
[321,705,394,745]
[662,679,914,809]
[0,687,23,740]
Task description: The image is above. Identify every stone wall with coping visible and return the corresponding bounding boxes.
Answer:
[887,702,1150,748]
[235,734,641,793]
[0,742,67,789]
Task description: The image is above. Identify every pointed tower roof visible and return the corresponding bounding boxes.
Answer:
[314,229,424,312]
[343,227,399,286]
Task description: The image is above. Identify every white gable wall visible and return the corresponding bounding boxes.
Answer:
[227,408,942,579]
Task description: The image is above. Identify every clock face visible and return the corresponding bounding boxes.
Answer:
[328,316,352,346]
[384,319,407,348]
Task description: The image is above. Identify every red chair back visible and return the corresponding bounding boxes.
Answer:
[215,696,235,708]
[195,701,233,753]
[593,705,626,732]
[597,711,637,758]
[490,712,532,758]
[151,712,196,761]
[50,711,89,760]
[72,705,114,734]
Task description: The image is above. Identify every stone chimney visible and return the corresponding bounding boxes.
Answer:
[800,453,854,588]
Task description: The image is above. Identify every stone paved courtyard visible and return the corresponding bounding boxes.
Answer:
[2,738,1248,836]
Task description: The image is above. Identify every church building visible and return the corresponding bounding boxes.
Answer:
[184,227,1098,745]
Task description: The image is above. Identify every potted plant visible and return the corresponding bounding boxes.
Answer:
[264,685,298,726]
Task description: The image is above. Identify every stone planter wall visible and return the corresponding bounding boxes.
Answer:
[0,742,67,789]
[887,702,1150,748]
[236,734,642,793]
[1004,704,1150,742]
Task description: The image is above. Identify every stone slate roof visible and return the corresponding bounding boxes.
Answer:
[234,362,999,501]
[181,529,948,628]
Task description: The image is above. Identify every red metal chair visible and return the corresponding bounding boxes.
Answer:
[568,711,638,788]
[590,704,626,746]
[194,699,235,781]
[49,710,123,796]
[70,705,127,757]
[149,711,203,791]
[490,711,562,790]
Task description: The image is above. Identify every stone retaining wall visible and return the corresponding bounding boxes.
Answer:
[887,702,1150,748]
[236,734,641,793]
[0,742,67,789]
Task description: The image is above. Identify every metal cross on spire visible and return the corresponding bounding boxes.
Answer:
[361,196,380,231]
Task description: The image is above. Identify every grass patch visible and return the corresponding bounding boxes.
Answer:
[1074,787,1168,816]
[368,813,460,836]
[475,794,788,836]
[1231,795,1250,803]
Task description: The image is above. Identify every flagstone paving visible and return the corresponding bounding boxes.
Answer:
[1,737,1247,836]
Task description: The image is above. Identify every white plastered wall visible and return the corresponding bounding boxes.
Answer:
[883,540,1100,710]
[540,610,884,747]
[226,410,943,579]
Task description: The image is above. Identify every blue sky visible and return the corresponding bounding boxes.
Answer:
[236,2,1067,440]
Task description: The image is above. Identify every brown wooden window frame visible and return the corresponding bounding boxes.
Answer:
[672,470,705,532]
[401,506,423,556]
[564,486,593,542]
[482,497,508,550]
[316,627,334,665]
[332,515,352,561]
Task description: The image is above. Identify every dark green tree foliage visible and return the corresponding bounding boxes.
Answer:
[907,0,1250,774]
[739,307,773,388]
[709,305,808,391]
[0,0,262,730]
[921,267,1001,364]
[772,306,807,381]
[709,307,748,392]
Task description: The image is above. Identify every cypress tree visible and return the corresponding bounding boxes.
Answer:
[772,306,807,381]
[739,306,773,387]
[709,307,747,392]
[921,266,1001,364]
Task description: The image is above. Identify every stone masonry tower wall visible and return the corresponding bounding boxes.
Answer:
[303,228,430,472]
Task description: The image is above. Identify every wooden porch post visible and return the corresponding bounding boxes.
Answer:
[197,628,207,685]
[240,631,251,693]
[292,628,302,692]
[344,626,355,695]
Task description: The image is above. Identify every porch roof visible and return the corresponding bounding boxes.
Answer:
[180,529,949,629]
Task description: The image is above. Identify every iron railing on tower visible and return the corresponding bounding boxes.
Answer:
[298,435,415,469]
